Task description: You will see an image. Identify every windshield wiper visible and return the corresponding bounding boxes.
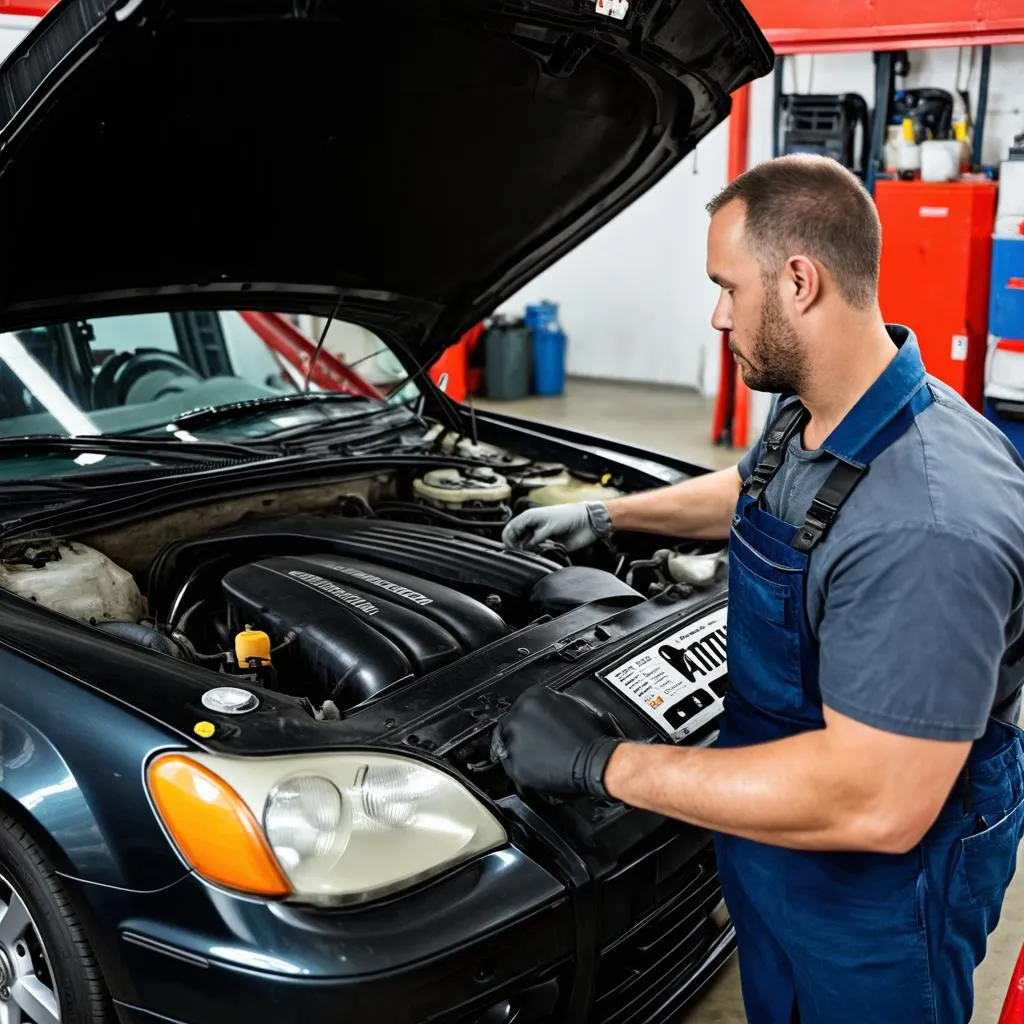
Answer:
[170,392,372,431]
[0,435,275,464]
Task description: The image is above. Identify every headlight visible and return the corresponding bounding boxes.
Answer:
[147,750,507,906]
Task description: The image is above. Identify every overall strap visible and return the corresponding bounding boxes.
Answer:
[793,382,935,553]
[743,401,809,502]
[792,461,863,553]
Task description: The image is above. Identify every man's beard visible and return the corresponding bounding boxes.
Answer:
[734,284,805,395]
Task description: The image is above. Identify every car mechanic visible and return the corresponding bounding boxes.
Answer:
[494,154,1024,1023]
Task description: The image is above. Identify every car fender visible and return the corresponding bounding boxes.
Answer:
[0,647,189,891]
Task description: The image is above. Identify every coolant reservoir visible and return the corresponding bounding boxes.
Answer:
[528,478,622,506]
[413,467,512,509]
[0,540,144,622]
[508,463,573,492]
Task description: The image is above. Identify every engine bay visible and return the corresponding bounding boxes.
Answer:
[0,427,729,721]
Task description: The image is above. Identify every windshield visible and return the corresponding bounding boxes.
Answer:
[0,309,428,482]
[0,309,419,442]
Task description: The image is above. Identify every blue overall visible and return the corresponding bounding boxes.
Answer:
[715,363,1024,1021]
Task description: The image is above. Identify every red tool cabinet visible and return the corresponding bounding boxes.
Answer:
[875,179,998,412]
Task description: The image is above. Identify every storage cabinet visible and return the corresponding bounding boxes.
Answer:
[875,180,998,411]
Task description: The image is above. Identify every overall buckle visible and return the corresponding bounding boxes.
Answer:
[792,497,839,552]
[791,461,866,553]
[745,466,774,500]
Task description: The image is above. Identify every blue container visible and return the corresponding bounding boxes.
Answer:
[989,237,1024,340]
[525,301,559,333]
[532,325,566,396]
[524,302,567,396]
[984,395,1024,457]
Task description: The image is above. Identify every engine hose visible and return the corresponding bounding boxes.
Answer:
[271,631,298,653]
[172,599,205,633]
[165,565,205,629]
[625,555,667,588]
[94,621,190,660]
[532,541,572,567]
[170,631,229,664]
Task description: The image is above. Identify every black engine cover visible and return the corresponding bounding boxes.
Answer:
[222,553,510,706]
[148,514,561,624]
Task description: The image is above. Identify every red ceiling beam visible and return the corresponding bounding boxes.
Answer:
[743,0,1024,53]
[0,0,51,15]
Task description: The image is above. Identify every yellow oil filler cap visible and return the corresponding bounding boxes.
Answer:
[235,627,271,667]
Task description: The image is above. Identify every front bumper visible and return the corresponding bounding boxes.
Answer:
[111,924,734,1024]
[72,826,732,1024]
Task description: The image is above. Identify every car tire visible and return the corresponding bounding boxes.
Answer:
[0,810,110,1023]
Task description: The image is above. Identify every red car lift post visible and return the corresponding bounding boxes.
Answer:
[999,941,1024,1024]
[710,83,752,448]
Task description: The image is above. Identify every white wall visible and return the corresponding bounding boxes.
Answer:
[498,43,1024,440]
[0,16,37,59]
[496,119,730,393]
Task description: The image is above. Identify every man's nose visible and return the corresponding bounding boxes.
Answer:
[711,296,732,333]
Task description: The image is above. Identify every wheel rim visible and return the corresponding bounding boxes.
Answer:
[0,872,59,1024]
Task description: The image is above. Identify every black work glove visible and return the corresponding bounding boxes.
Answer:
[491,684,625,800]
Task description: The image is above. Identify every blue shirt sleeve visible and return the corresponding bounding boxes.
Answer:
[816,522,1015,741]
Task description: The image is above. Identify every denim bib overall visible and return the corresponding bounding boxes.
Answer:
[714,359,1024,1022]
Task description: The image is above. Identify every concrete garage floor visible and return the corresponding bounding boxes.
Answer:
[474,377,1023,1023]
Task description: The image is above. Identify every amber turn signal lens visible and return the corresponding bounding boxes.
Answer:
[148,753,291,897]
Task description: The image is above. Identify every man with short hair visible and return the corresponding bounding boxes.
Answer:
[495,154,1024,1022]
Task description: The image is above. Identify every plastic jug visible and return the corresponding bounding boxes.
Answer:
[525,301,567,396]
[483,316,531,401]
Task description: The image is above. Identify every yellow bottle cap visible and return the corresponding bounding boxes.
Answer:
[235,628,271,667]
[954,121,968,142]
[901,117,916,142]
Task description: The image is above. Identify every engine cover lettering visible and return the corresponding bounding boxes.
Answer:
[324,563,434,607]
[283,569,381,616]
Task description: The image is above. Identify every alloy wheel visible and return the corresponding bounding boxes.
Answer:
[0,873,59,1024]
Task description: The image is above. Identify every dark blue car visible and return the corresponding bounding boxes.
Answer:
[0,1,772,1021]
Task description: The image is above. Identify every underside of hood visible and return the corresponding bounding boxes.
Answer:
[0,0,771,362]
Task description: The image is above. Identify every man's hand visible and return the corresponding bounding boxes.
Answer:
[491,685,625,799]
[501,502,612,553]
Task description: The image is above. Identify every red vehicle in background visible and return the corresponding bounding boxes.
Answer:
[239,312,385,399]
[241,311,483,403]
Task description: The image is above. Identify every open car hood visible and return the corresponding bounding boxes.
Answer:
[0,0,771,365]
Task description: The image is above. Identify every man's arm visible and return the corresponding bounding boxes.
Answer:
[503,407,767,551]
[603,708,970,853]
[608,521,1013,852]
[602,399,771,540]
[603,466,743,541]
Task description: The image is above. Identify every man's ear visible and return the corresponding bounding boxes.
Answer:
[783,255,821,315]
